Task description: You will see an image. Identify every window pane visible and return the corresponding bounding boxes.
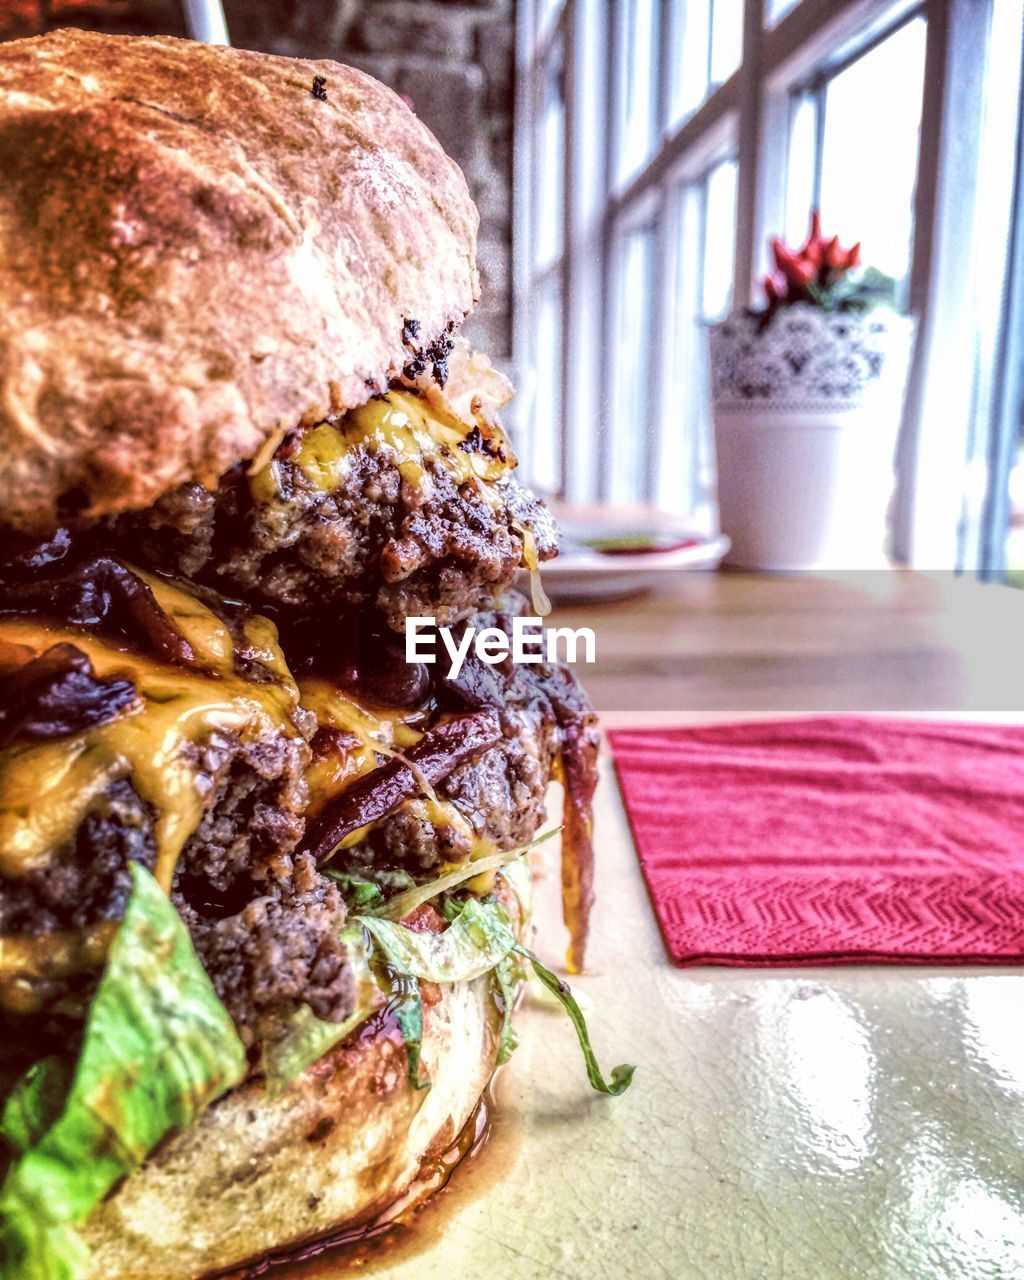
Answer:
[533,47,564,272]
[669,0,710,126]
[533,0,563,48]
[702,159,738,319]
[785,92,817,246]
[766,0,801,26]
[615,0,660,184]
[710,0,743,87]
[528,278,562,494]
[660,165,734,521]
[818,18,927,289]
[610,225,656,503]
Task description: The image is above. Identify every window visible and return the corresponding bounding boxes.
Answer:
[614,0,660,185]
[668,0,744,127]
[786,16,927,298]
[515,0,1017,569]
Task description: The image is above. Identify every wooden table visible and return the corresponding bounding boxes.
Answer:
[315,570,1024,1280]
[549,568,1024,720]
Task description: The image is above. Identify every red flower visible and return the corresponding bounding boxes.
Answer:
[760,211,862,313]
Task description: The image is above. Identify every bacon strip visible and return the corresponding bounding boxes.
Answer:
[301,711,501,864]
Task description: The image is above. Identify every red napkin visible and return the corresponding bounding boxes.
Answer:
[608,718,1024,965]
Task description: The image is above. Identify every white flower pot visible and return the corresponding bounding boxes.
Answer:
[709,305,916,571]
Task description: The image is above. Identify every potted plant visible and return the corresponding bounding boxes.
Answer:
[709,213,916,570]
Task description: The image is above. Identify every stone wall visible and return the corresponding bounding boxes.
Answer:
[1,1,516,359]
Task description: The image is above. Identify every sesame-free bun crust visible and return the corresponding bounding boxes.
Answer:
[82,974,499,1279]
[82,878,527,1280]
[0,29,479,532]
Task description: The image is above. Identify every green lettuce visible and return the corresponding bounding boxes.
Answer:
[359,897,517,982]
[513,947,634,1096]
[358,895,634,1096]
[0,865,247,1280]
[377,968,429,1090]
[0,1059,70,1158]
[325,867,415,912]
[493,951,526,1064]
[369,830,558,923]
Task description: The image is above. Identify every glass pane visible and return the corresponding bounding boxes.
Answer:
[1009,441,1024,586]
[669,0,711,126]
[610,225,656,504]
[615,0,660,184]
[533,47,564,272]
[660,173,731,522]
[818,17,928,290]
[766,0,801,26]
[529,278,562,494]
[533,0,564,48]
[702,159,738,320]
[785,92,817,246]
[710,0,743,86]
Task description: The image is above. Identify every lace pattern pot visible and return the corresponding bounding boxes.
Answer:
[708,306,916,571]
[709,304,916,413]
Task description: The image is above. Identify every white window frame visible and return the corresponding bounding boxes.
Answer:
[515,0,1013,566]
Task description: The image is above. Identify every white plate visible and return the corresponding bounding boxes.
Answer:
[532,532,730,603]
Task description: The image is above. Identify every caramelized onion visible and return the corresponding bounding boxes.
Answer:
[301,712,501,864]
[0,643,137,749]
[0,553,194,666]
[550,684,599,975]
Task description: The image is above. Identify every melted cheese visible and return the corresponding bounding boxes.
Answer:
[0,573,306,892]
[248,390,513,509]
[298,680,481,856]
[0,925,116,1015]
[300,678,426,814]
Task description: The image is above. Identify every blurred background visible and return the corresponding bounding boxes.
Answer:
[2,0,1022,585]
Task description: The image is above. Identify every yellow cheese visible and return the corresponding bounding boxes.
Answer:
[299,678,427,815]
[0,572,307,893]
[248,389,513,508]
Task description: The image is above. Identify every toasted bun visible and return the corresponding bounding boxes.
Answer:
[82,976,498,1279]
[0,29,479,532]
[80,884,526,1279]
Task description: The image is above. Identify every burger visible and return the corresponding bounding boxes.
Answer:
[0,28,632,1280]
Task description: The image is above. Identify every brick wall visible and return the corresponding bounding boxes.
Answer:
[2,1,515,359]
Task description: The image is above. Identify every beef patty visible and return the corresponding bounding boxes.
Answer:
[108,402,557,631]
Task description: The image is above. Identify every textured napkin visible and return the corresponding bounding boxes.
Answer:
[608,717,1024,965]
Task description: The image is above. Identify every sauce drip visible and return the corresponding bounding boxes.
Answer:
[554,727,599,976]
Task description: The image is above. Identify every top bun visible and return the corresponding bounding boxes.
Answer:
[0,29,479,532]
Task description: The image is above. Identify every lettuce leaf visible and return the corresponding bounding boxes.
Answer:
[0,1059,71,1158]
[0,864,247,1280]
[378,968,429,1090]
[369,830,558,923]
[325,868,415,912]
[512,946,635,1096]
[358,897,634,1096]
[358,897,517,983]
[493,951,525,1064]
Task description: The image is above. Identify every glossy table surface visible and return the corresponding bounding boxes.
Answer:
[313,571,1024,1279]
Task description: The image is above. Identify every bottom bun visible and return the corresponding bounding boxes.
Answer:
[81,895,525,1279]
